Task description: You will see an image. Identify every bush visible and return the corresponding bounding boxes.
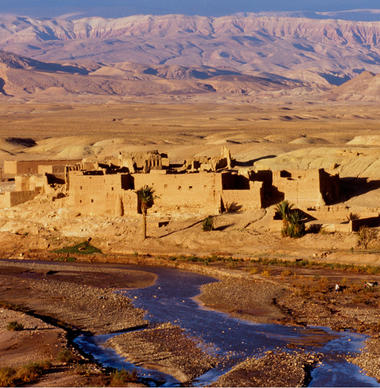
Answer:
[276,202,305,238]
[57,349,76,364]
[281,269,293,277]
[57,256,77,262]
[110,369,138,386]
[54,240,102,255]
[0,367,16,386]
[357,227,377,250]
[261,270,271,277]
[15,362,51,384]
[0,361,51,386]
[7,321,24,331]
[282,211,305,238]
[202,216,214,231]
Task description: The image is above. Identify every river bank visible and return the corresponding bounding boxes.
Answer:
[0,258,379,385]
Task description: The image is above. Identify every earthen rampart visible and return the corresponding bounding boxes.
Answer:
[0,190,39,208]
[272,169,339,209]
[3,159,81,178]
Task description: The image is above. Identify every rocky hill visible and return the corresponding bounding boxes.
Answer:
[1,13,380,101]
[326,71,380,101]
[0,50,307,102]
[1,13,380,87]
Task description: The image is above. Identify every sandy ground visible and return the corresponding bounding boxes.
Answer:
[1,103,380,144]
[0,263,148,334]
[0,262,157,386]
[106,322,218,384]
[351,338,380,382]
[0,309,111,386]
[197,278,285,324]
[214,351,321,387]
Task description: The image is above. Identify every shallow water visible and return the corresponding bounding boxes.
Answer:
[74,264,379,387]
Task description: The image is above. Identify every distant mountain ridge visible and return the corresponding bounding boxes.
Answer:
[1,13,380,86]
[0,50,307,102]
[1,13,380,102]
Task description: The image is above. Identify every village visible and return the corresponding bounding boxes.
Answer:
[0,147,379,236]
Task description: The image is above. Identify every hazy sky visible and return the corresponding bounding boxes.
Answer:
[2,0,380,18]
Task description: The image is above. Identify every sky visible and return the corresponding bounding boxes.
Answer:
[1,0,380,18]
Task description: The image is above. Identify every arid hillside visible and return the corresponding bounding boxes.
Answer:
[1,13,380,88]
[0,50,312,103]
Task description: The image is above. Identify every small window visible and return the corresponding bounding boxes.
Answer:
[91,199,94,203]
[204,185,207,188]
[80,186,83,190]
[164,184,168,189]
[280,170,291,178]
[189,186,193,190]
[79,200,82,203]
[111,187,114,191]
[178,186,182,190]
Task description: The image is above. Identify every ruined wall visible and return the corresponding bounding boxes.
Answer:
[272,169,326,209]
[133,172,223,214]
[15,175,49,192]
[68,173,133,216]
[68,170,265,216]
[121,191,138,216]
[3,160,81,178]
[38,165,66,175]
[0,191,38,208]
[222,181,264,211]
[319,170,340,205]
[351,216,380,232]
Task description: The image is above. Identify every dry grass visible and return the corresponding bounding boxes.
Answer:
[0,361,51,386]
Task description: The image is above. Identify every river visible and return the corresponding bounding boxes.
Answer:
[75,265,380,387]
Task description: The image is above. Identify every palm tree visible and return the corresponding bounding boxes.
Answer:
[288,210,305,238]
[275,201,305,238]
[136,185,155,240]
[275,200,293,226]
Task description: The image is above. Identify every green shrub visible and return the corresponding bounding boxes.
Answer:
[57,349,76,364]
[282,210,305,238]
[357,227,377,250]
[54,241,102,255]
[261,270,271,277]
[281,269,293,277]
[110,369,138,386]
[57,256,77,262]
[15,362,51,384]
[202,216,214,231]
[7,321,24,331]
[0,367,16,386]
[75,364,92,376]
[250,267,259,275]
[0,362,51,386]
[276,202,305,238]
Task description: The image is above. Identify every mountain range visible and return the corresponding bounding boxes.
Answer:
[1,13,380,102]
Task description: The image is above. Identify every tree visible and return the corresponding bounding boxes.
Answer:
[357,226,377,250]
[136,185,155,240]
[275,200,293,230]
[275,201,305,238]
